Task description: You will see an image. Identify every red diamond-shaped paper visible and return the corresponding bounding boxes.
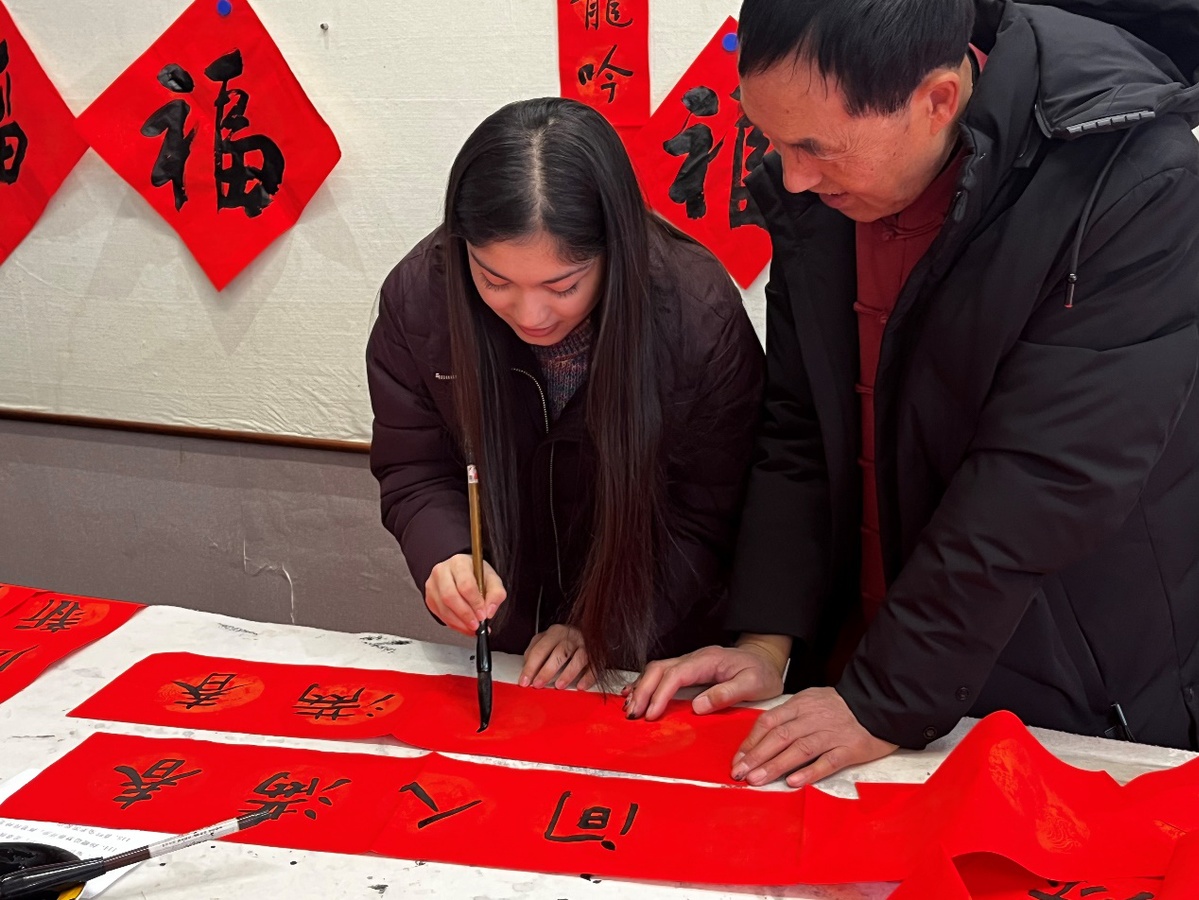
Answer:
[628,17,772,288]
[0,2,88,266]
[78,0,340,290]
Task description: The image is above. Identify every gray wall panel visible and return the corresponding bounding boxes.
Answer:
[0,419,463,647]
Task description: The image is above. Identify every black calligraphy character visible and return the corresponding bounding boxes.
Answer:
[112,758,201,809]
[1029,882,1153,900]
[602,0,632,28]
[15,598,84,633]
[171,672,245,709]
[663,86,725,219]
[244,772,350,820]
[577,45,634,104]
[0,646,36,673]
[571,0,632,29]
[544,791,638,851]
[292,684,397,721]
[204,50,285,217]
[141,63,196,211]
[0,40,28,186]
[729,86,769,228]
[399,782,482,828]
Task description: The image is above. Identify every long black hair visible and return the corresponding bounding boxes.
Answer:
[443,97,664,683]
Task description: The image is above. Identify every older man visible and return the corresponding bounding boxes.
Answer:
[627,0,1199,785]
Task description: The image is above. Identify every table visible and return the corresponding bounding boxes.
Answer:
[1,605,1194,899]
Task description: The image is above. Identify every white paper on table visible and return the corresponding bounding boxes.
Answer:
[0,769,167,899]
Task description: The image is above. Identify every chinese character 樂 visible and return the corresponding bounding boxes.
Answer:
[244,772,350,820]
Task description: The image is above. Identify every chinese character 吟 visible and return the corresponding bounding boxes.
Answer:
[571,0,632,30]
[399,782,482,829]
[292,684,397,721]
[577,45,634,104]
[141,49,285,217]
[543,790,638,851]
[171,672,246,709]
[15,598,84,633]
[0,39,28,185]
[663,86,724,219]
[243,772,350,820]
[0,646,36,674]
[113,758,202,809]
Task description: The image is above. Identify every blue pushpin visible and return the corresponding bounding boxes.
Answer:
[721,32,738,52]
[217,0,232,15]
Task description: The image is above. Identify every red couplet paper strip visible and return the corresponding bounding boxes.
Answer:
[0,582,51,618]
[77,0,340,290]
[0,733,803,883]
[393,672,760,786]
[70,651,428,741]
[373,752,805,885]
[557,0,649,127]
[627,18,772,288]
[0,588,143,704]
[72,653,760,785]
[798,711,1183,891]
[0,731,412,854]
[892,852,1165,900]
[0,2,88,266]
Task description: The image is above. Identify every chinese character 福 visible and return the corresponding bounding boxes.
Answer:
[0,39,28,185]
[662,86,725,219]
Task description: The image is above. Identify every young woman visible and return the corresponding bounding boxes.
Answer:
[367,97,763,690]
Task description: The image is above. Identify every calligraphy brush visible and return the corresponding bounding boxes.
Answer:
[468,463,493,733]
[0,809,274,899]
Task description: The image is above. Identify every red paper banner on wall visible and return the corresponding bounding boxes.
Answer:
[77,0,340,290]
[627,18,772,287]
[0,586,143,704]
[70,653,759,785]
[0,2,88,266]
[557,0,649,127]
[0,732,805,884]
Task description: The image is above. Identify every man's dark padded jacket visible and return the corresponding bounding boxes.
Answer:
[732,0,1199,749]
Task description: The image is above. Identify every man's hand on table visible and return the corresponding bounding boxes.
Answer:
[732,686,899,787]
[623,633,898,786]
[622,635,790,720]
